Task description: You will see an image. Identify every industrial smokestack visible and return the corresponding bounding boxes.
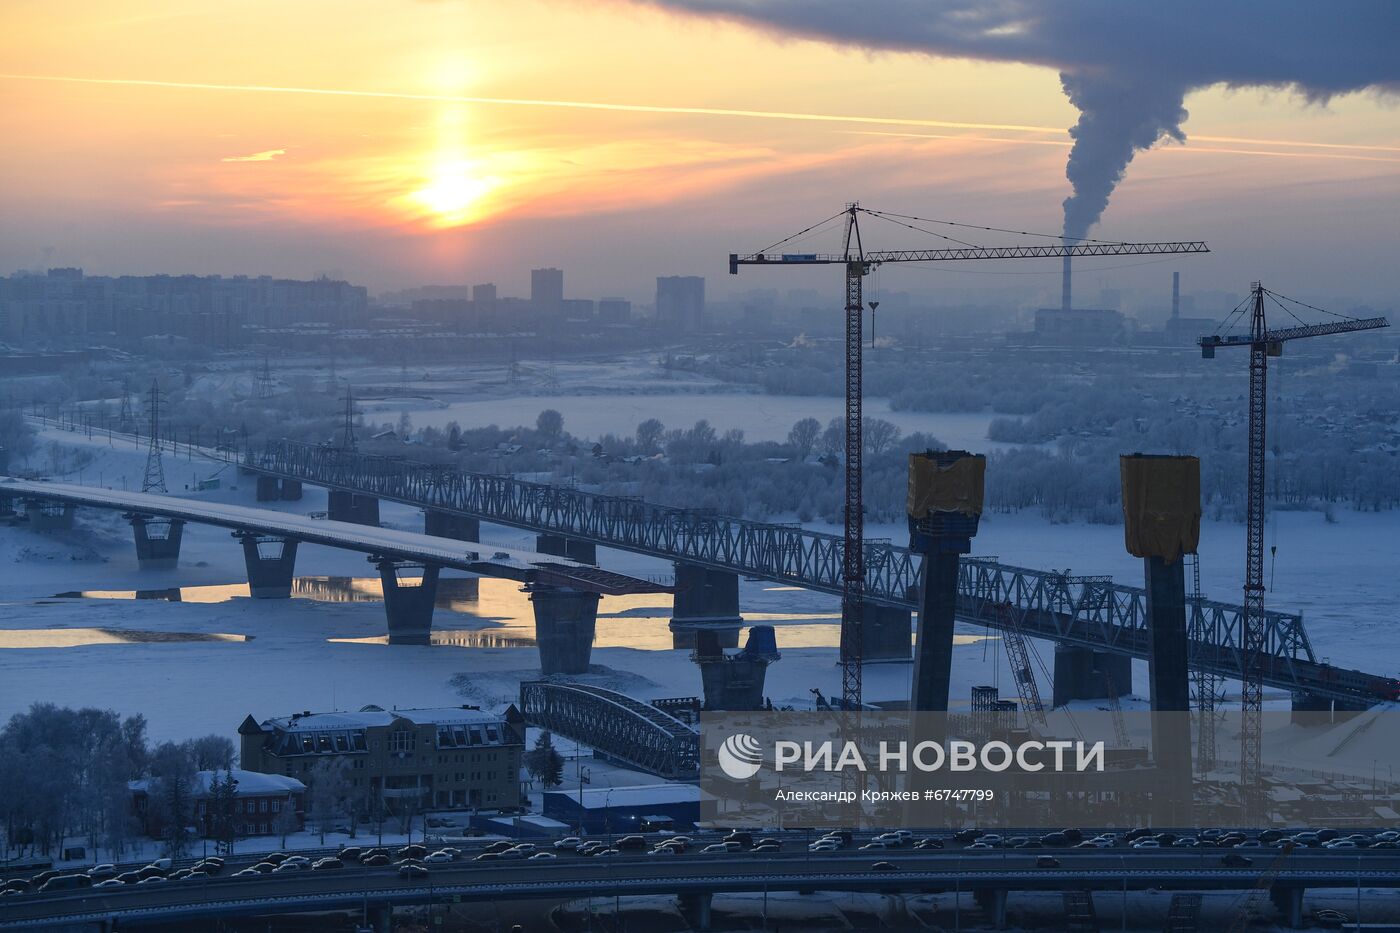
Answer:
[1061,254,1072,312]
[1171,271,1180,320]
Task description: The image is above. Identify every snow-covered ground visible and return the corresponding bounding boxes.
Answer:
[3,423,1398,754]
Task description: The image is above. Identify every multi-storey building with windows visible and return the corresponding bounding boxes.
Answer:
[238,705,525,812]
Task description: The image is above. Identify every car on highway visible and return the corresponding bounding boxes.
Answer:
[484,841,515,854]
[38,874,91,893]
[752,844,781,853]
[398,845,428,859]
[181,871,209,881]
[115,872,141,885]
[424,851,453,864]
[474,853,499,862]
[92,878,125,889]
[362,854,391,867]
[233,868,261,878]
[529,852,557,860]
[88,864,117,881]
[870,861,898,872]
[859,841,889,851]
[312,858,344,871]
[150,857,173,871]
[1221,853,1254,868]
[1036,856,1061,868]
[497,850,526,860]
[648,846,678,856]
[137,876,167,885]
[339,846,364,861]
[616,836,648,851]
[261,852,290,865]
[399,864,429,880]
[272,862,303,873]
[136,865,166,880]
[169,868,193,880]
[915,838,944,850]
[554,837,582,851]
[809,840,839,852]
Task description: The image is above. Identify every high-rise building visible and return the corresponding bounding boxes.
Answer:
[656,275,705,332]
[530,268,564,316]
[597,298,631,324]
[472,283,497,306]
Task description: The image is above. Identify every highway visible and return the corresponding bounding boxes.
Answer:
[4,846,1398,929]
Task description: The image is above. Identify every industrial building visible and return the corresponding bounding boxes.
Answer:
[541,783,700,834]
[238,704,525,812]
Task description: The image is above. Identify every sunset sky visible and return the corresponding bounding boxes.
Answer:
[3,0,1398,306]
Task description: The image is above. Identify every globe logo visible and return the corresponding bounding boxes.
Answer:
[717,733,764,780]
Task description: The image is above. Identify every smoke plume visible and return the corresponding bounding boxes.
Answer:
[634,1,1400,237]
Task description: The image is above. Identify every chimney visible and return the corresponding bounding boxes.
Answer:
[1171,271,1180,320]
[1061,254,1072,312]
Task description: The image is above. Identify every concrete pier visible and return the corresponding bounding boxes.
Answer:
[235,531,299,598]
[669,563,742,649]
[907,449,985,712]
[863,602,912,662]
[530,585,600,674]
[1052,646,1132,707]
[424,509,479,542]
[255,475,281,502]
[279,479,303,501]
[374,558,439,645]
[328,489,380,526]
[535,533,597,565]
[694,625,780,710]
[127,514,185,570]
[26,499,76,532]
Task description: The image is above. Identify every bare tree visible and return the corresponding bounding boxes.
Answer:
[787,417,821,459]
[635,418,665,453]
[307,758,350,844]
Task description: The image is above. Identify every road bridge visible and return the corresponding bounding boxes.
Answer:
[1,477,667,669]
[234,441,1397,707]
[3,848,1397,931]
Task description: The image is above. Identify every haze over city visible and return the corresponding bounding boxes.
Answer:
[4,4,1400,931]
[3,0,1399,304]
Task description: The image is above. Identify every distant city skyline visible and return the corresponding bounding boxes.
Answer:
[2,2,1398,305]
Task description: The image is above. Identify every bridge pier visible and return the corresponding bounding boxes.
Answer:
[126,514,185,570]
[368,904,392,933]
[255,474,281,502]
[536,533,597,564]
[424,509,479,541]
[669,564,742,649]
[328,489,380,526]
[908,450,985,711]
[694,625,780,710]
[26,499,76,531]
[235,532,299,598]
[374,558,439,645]
[863,603,912,662]
[678,892,714,931]
[529,584,600,674]
[280,478,302,500]
[973,887,1008,930]
[1271,885,1305,928]
[1052,646,1132,706]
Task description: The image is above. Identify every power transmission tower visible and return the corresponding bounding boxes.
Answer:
[142,379,167,493]
[118,379,134,427]
[255,356,274,399]
[340,385,358,451]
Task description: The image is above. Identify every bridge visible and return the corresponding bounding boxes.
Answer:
[518,681,700,779]
[2,847,1397,931]
[232,440,1396,707]
[0,477,667,667]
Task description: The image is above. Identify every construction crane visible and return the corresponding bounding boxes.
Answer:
[731,204,1207,709]
[1201,283,1388,820]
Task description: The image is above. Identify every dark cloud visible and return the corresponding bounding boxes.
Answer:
[635,1,1400,236]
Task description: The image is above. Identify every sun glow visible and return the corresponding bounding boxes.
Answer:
[408,159,500,226]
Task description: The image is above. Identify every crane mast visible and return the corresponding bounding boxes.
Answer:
[1201,282,1388,821]
[732,204,1209,710]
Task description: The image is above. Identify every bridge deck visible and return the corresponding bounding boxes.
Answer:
[0,478,671,596]
[235,441,1398,706]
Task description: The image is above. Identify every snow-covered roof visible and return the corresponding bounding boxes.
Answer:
[265,706,501,733]
[554,783,701,810]
[129,769,305,798]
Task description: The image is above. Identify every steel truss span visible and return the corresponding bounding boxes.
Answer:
[519,681,699,780]
[246,441,1395,705]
